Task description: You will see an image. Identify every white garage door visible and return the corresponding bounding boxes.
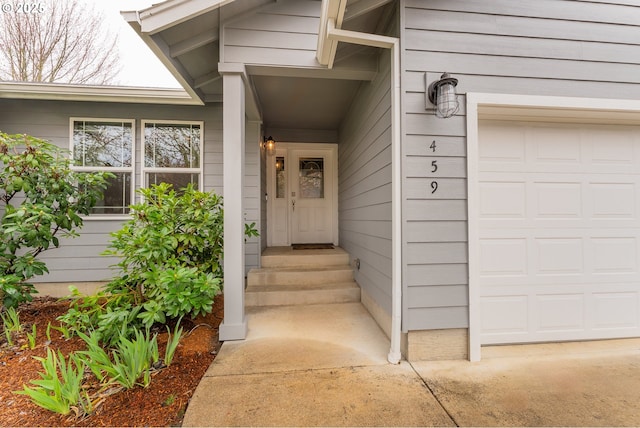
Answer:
[478,120,640,345]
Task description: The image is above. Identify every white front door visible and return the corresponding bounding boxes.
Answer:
[267,144,337,246]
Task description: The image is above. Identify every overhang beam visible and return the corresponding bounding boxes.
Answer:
[194,71,222,89]
[170,29,219,58]
[245,64,377,81]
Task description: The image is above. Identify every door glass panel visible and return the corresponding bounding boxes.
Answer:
[299,158,324,199]
[276,157,286,199]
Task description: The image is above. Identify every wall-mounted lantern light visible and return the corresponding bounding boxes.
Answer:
[427,72,459,119]
[262,136,276,156]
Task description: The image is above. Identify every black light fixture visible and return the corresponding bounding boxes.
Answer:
[263,136,276,156]
[427,72,459,119]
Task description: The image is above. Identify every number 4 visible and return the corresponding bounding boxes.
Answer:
[430,140,436,152]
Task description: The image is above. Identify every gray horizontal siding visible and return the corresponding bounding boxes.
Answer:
[222,0,321,67]
[0,98,258,283]
[401,0,640,331]
[406,0,640,26]
[339,48,393,315]
[407,307,468,330]
[405,7,640,45]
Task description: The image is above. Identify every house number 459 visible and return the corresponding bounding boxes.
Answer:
[430,140,438,194]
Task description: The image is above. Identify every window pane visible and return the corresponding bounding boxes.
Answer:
[89,172,131,215]
[276,157,285,199]
[299,158,324,199]
[146,172,199,191]
[144,123,201,169]
[73,121,132,168]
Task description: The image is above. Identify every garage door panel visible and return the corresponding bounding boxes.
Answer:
[587,129,636,164]
[479,238,527,276]
[535,294,585,332]
[532,127,582,164]
[590,183,636,219]
[477,120,640,345]
[480,295,529,335]
[536,238,584,275]
[479,181,526,218]
[591,292,639,330]
[591,237,638,273]
[479,124,526,163]
[534,182,583,218]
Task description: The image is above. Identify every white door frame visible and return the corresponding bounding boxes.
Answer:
[267,142,339,247]
[467,92,640,361]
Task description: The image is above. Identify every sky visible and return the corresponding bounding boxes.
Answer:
[83,0,181,88]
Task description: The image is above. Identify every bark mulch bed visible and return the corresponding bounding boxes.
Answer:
[0,295,223,427]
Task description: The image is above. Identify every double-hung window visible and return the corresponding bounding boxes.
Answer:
[71,119,135,215]
[142,121,203,190]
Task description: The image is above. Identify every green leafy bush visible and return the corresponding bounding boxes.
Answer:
[106,182,226,281]
[60,183,257,345]
[102,183,227,328]
[0,132,110,308]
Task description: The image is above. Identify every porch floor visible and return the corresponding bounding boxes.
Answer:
[259,245,350,266]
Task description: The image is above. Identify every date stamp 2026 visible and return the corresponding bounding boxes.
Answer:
[1,3,46,13]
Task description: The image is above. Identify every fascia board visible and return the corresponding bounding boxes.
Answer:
[122,16,205,105]
[0,82,201,105]
[138,0,237,35]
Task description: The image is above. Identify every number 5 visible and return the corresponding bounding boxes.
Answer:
[431,160,437,173]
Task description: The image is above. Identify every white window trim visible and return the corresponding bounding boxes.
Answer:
[69,117,136,220]
[140,119,204,191]
[466,92,640,362]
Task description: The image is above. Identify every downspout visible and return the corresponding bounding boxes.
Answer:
[325,21,403,365]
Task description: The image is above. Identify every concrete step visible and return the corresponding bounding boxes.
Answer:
[245,281,361,307]
[246,246,360,308]
[261,247,350,268]
[247,265,354,287]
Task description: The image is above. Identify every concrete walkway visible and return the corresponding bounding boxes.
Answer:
[183,302,640,427]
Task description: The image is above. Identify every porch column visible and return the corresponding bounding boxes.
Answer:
[219,63,247,340]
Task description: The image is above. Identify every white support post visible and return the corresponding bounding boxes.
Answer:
[219,64,247,341]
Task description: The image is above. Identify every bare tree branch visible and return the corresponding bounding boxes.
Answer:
[0,0,122,84]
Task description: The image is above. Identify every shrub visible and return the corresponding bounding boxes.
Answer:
[59,183,257,345]
[0,132,110,309]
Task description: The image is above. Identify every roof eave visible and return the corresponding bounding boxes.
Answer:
[122,11,206,105]
[137,0,237,35]
[0,81,202,105]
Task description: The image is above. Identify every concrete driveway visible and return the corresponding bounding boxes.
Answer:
[183,303,640,427]
[413,339,640,426]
